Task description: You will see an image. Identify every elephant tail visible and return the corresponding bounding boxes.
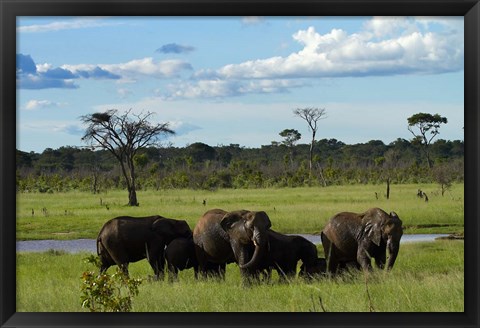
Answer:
[96,237,105,257]
[321,231,333,259]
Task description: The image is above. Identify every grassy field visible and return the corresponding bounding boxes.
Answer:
[16,184,464,312]
[16,240,464,312]
[16,183,464,240]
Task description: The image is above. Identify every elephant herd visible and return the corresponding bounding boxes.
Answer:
[96,207,403,283]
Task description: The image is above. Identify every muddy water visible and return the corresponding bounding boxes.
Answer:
[16,234,451,253]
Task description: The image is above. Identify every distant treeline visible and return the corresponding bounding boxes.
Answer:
[16,138,464,193]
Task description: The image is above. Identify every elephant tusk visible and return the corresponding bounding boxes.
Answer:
[253,239,258,247]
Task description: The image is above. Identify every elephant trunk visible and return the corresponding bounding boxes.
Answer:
[239,228,268,270]
[386,238,400,270]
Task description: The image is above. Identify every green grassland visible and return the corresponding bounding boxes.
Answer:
[16,184,464,312]
[16,240,464,312]
[16,183,464,240]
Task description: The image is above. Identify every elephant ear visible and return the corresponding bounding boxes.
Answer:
[245,211,272,230]
[220,211,244,231]
[364,219,382,246]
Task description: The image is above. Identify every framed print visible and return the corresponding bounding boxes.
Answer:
[1,0,479,327]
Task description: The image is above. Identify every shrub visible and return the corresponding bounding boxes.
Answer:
[80,255,142,312]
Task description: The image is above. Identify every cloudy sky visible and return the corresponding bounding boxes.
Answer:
[17,16,464,153]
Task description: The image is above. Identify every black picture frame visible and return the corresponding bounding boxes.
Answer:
[1,0,479,327]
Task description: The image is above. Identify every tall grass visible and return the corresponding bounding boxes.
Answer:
[16,240,464,312]
[16,183,464,240]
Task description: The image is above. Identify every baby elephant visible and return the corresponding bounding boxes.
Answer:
[165,237,198,282]
[257,230,318,282]
[299,257,327,279]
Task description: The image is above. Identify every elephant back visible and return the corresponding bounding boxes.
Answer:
[323,211,362,241]
[193,209,232,263]
[194,209,226,233]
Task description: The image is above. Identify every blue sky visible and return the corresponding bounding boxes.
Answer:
[16,16,464,153]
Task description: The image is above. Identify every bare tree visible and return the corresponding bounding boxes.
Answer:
[293,107,327,174]
[81,109,174,206]
[382,148,401,199]
[432,163,454,196]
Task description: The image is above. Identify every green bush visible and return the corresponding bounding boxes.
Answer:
[80,255,142,312]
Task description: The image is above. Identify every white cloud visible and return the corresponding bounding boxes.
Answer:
[25,99,66,110]
[17,18,121,33]
[213,20,462,79]
[62,57,192,81]
[161,78,308,99]
[21,16,462,101]
[35,63,53,73]
[52,124,85,135]
[166,16,463,99]
[166,80,240,99]
[363,17,418,38]
[22,120,83,135]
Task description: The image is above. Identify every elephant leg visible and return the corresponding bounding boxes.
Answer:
[147,246,165,280]
[374,251,386,269]
[218,263,226,280]
[198,263,208,279]
[281,263,297,282]
[99,261,110,274]
[167,263,178,283]
[193,265,199,280]
[322,235,339,275]
[194,246,209,279]
[105,244,130,276]
[325,246,340,275]
[107,252,130,277]
[241,266,261,285]
[98,252,114,274]
[357,248,373,271]
[205,262,225,280]
[172,267,179,282]
[118,263,129,277]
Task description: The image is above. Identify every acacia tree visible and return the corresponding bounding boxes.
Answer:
[293,107,327,174]
[407,113,448,169]
[279,129,301,169]
[81,109,174,206]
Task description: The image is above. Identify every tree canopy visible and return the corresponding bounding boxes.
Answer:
[407,112,448,169]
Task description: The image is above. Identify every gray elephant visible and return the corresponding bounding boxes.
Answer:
[257,230,318,282]
[164,237,198,282]
[299,257,327,279]
[97,215,192,279]
[321,208,403,274]
[193,209,272,282]
[165,238,224,281]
